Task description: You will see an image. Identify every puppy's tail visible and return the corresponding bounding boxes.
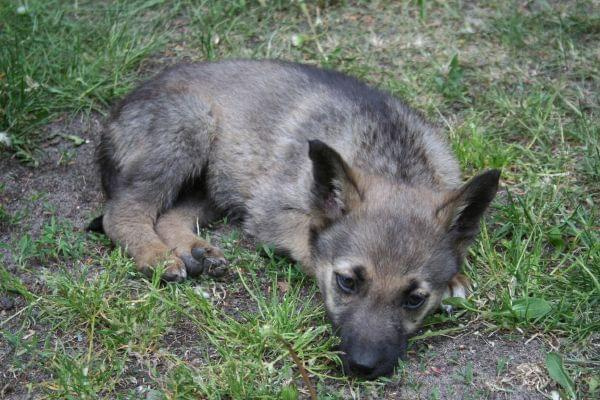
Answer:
[87,215,105,233]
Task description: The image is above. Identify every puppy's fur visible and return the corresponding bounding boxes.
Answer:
[95,60,500,378]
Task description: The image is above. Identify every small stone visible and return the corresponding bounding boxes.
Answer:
[0,132,11,147]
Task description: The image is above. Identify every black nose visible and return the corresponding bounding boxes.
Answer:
[348,353,379,377]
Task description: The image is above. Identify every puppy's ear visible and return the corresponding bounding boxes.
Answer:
[440,170,500,249]
[308,140,361,228]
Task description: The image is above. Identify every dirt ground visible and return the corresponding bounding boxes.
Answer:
[0,112,557,399]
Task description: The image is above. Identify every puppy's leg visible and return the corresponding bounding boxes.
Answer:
[103,196,187,282]
[441,273,471,314]
[99,81,219,281]
[155,198,228,278]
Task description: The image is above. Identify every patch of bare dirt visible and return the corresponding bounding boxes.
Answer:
[390,333,549,399]
[0,113,104,399]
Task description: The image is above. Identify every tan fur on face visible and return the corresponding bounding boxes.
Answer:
[319,255,449,335]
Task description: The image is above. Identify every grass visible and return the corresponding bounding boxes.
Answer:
[1,0,599,398]
[0,0,171,164]
[3,227,342,398]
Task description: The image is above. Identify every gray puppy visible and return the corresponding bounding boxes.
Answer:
[93,60,499,378]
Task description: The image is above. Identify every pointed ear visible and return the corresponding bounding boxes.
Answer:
[441,169,500,246]
[308,140,361,227]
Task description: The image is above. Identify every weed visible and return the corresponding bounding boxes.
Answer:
[435,54,468,104]
[455,362,474,385]
[496,357,508,376]
[14,217,86,267]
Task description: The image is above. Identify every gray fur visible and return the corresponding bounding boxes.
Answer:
[97,59,499,378]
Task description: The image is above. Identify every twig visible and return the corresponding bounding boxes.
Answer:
[275,334,317,400]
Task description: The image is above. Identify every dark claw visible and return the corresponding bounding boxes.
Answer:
[181,254,204,277]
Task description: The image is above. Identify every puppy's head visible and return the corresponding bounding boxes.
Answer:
[307,140,500,379]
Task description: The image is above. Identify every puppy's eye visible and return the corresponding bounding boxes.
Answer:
[336,273,357,294]
[404,293,426,309]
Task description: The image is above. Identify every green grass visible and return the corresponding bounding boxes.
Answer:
[3,227,341,398]
[1,0,599,398]
[0,0,293,164]
[0,0,172,164]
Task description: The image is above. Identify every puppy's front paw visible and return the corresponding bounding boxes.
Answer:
[191,246,228,278]
[162,258,188,282]
[441,273,471,314]
[137,248,187,283]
